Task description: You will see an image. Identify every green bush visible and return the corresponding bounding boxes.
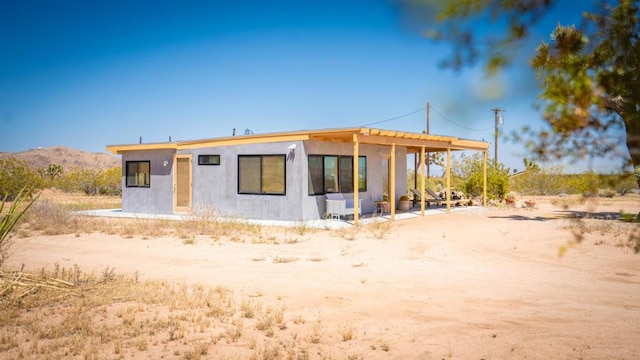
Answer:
[451,153,509,200]
[0,157,42,201]
[511,163,639,196]
[55,166,122,196]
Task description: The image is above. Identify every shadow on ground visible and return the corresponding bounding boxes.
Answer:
[553,210,625,220]
[488,214,551,222]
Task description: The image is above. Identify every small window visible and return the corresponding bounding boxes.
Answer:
[126,161,150,188]
[198,155,220,165]
[238,155,286,195]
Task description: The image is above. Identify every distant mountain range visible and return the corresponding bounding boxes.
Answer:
[0,146,120,169]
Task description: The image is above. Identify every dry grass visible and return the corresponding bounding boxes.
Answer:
[366,221,393,239]
[19,198,268,243]
[272,255,299,264]
[19,192,399,249]
[0,263,387,359]
[6,192,398,357]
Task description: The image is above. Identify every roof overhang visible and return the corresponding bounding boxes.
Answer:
[106,127,489,155]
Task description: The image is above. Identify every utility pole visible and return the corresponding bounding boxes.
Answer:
[426,102,430,178]
[491,107,504,165]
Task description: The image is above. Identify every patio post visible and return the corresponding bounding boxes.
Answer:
[446,147,451,213]
[483,150,487,206]
[390,143,396,221]
[353,134,359,225]
[420,146,426,216]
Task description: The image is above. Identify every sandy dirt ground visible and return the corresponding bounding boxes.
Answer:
[6,195,640,359]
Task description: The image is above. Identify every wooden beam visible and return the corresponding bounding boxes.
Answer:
[353,134,359,225]
[450,139,490,151]
[446,147,451,213]
[106,142,178,155]
[180,134,310,149]
[357,135,450,149]
[390,143,396,221]
[483,150,488,206]
[420,146,426,216]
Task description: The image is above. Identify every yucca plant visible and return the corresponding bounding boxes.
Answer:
[1,185,38,267]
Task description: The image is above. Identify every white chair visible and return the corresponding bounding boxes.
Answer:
[325,193,363,219]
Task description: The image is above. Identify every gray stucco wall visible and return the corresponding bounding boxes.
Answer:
[180,141,305,221]
[119,140,408,221]
[121,149,176,215]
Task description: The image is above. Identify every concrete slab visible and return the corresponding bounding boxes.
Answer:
[75,206,487,229]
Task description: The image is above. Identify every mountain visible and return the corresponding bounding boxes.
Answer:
[0,146,120,169]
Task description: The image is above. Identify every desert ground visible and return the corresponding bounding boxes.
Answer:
[2,193,640,359]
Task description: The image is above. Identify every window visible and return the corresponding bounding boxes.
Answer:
[198,154,220,165]
[238,155,286,195]
[126,161,150,188]
[308,155,366,195]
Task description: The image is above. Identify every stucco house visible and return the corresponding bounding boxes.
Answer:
[106,127,489,223]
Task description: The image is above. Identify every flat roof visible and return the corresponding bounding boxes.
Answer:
[106,127,489,155]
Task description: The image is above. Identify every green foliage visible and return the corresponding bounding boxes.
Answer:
[55,166,122,196]
[451,153,510,200]
[406,169,442,192]
[510,163,639,195]
[0,157,43,201]
[44,164,63,180]
[416,0,640,178]
[1,185,39,267]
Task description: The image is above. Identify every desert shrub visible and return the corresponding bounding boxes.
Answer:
[407,171,443,193]
[450,153,509,199]
[0,157,42,201]
[511,165,639,196]
[597,189,616,198]
[56,166,122,196]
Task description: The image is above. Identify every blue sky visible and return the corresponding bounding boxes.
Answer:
[0,0,627,173]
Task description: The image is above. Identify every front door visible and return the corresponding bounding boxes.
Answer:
[174,155,192,212]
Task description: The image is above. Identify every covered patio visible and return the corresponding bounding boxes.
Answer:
[305,127,489,224]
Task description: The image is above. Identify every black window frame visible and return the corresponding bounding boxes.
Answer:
[308,155,366,195]
[198,154,221,166]
[237,155,286,195]
[125,160,151,188]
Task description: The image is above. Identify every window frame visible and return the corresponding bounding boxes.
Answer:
[237,155,286,195]
[308,155,366,195]
[198,154,221,166]
[125,160,151,188]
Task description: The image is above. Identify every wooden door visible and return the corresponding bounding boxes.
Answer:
[174,156,192,212]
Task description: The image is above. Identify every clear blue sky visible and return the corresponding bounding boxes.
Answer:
[0,0,627,173]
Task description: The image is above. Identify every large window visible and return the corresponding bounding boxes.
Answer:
[308,155,366,195]
[238,155,286,195]
[126,161,150,188]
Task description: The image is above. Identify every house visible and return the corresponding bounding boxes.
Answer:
[106,127,489,223]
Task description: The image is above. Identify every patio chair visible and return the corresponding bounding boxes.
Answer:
[425,188,445,207]
[409,188,421,207]
[325,193,363,219]
[411,188,445,208]
[437,189,470,207]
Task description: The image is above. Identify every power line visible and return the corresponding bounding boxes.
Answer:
[430,106,494,132]
[360,107,425,127]
[357,104,494,132]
